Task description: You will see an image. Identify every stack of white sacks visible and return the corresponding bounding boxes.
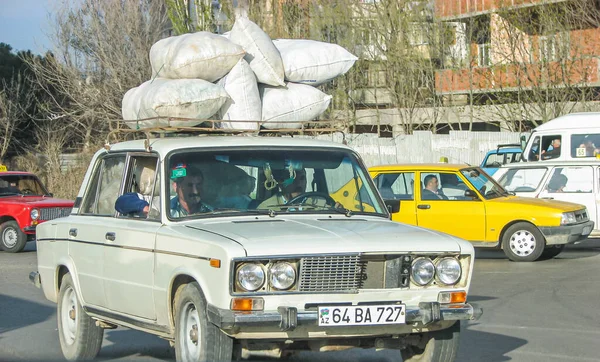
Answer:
[121,17,358,130]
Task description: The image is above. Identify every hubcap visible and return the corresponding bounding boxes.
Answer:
[2,227,18,248]
[61,286,78,346]
[509,230,537,257]
[179,301,201,361]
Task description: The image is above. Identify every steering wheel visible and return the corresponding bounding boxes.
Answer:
[286,192,336,208]
[20,188,35,195]
[489,161,502,168]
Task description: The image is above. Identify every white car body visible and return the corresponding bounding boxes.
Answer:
[32,136,481,361]
[495,160,600,236]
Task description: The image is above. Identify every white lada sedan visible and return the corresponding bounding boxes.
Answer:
[30,136,482,362]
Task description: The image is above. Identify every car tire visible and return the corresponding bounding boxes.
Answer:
[0,220,27,253]
[539,244,565,260]
[502,222,546,262]
[401,321,460,362]
[57,273,104,361]
[174,282,233,362]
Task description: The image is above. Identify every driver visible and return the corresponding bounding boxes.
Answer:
[258,168,307,210]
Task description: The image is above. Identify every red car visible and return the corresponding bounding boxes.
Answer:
[0,171,74,252]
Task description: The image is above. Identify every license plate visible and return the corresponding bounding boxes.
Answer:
[583,226,592,235]
[318,304,406,326]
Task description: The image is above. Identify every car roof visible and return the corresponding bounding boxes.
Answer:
[369,163,472,172]
[107,136,353,154]
[534,112,600,132]
[500,159,600,169]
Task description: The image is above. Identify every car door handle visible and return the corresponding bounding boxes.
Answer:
[69,228,77,237]
[417,204,430,210]
[105,232,116,241]
[540,197,554,200]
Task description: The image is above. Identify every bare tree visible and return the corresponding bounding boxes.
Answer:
[26,0,170,150]
[0,77,35,162]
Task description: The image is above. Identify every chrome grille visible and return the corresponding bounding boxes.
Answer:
[298,255,366,293]
[40,207,72,221]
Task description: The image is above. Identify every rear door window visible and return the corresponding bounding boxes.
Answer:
[571,134,600,158]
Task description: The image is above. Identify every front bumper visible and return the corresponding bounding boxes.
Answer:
[207,302,482,332]
[539,220,594,245]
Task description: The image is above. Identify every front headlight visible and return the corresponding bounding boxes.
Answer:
[236,263,265,291]
[561,212,577,225]
[269,262,296,290]
[411,258,435,286]
[436,257,462,285]
[30,209,39,220]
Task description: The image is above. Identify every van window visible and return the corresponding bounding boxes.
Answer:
[546,167,593,193]
[498,167,548,193]
[571,134,600,158]
[540,135,561,160]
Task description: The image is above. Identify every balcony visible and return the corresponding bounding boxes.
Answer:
[435,57,600,94]
[435,0,571,20]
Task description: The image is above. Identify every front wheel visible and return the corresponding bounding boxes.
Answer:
[401,321,460,362]
[57,273,104,361]
[502,222,545,262]
[0,220,27,253]
[174,282,233,362]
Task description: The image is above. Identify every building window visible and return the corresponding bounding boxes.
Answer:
[477,43,491,67]
[539,33,569,62]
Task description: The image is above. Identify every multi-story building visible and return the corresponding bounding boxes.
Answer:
[433,0,600,132]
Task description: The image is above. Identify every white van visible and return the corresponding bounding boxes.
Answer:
[521,112,600,163]
[495,160,599,236]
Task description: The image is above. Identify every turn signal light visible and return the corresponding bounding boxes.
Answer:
[209,259,221,268]
[231,297,264,311]
[438,291,467,304]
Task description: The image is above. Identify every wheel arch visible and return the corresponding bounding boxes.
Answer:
[0,216,17,225]
[168,274,207,329]
[498,220,543,247]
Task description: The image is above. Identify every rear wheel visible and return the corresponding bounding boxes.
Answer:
[502,222,545,262]
[57,273,104,360]
[174,282,233,362]
[401,321,461,362]
[0,220,27,253]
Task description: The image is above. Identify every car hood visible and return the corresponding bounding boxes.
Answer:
[0,195,74,207]
[492,195,585,212]
[184,216,468,256]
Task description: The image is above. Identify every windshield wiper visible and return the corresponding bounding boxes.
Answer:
[210,208,278,217]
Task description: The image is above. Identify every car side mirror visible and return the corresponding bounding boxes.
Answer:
[464,189,479,200]
[384,199,400,214]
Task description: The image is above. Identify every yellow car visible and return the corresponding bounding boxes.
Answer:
[368,164,594,262]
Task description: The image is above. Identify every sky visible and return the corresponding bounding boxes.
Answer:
[0,0,56,54]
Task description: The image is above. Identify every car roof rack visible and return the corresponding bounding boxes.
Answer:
[495,143,522,152]
[104,117,350,150]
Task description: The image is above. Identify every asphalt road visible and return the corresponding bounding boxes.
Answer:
[2,241,600,362]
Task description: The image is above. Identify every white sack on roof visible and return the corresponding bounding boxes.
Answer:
[273,39,358,86]
[217,59,261,131]
[150,32,245,81]
[121,78,230,128]
[260,82,332,129]
[229,17,285,87]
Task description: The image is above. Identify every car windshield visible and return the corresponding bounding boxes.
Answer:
[166,148,386,220]
[0,174,48,196]
[460,167,509,200]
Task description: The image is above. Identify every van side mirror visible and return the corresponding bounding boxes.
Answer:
[520,135,527,150]
[464,189,480,200]
[384,199,400,214]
